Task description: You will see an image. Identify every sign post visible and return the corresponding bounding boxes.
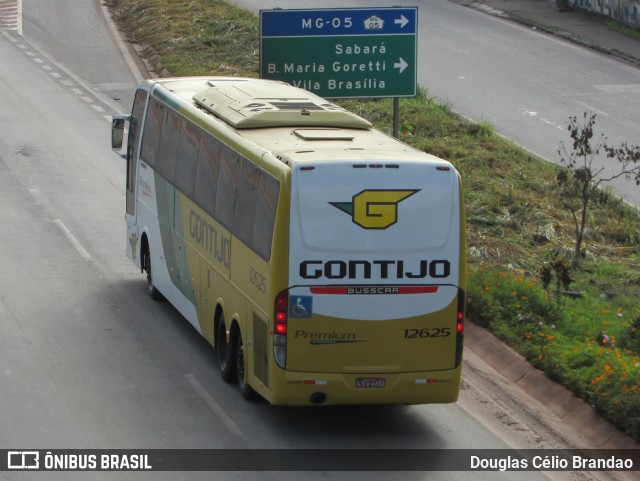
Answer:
[260,7,417,100]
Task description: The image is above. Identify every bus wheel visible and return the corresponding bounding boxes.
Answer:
[216,312,236,382]
[236,332,257,401]
[143,247,161,301]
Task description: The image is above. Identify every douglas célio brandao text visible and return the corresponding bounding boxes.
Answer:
[469,454,634,471]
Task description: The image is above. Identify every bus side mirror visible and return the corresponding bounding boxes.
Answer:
[111,115,130,158]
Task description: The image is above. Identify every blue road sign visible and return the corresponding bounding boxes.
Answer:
[261,7,417,37]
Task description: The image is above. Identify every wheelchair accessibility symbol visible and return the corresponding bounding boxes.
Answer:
[290,296,313,318]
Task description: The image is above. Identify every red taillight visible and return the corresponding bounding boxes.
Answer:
[274,290,289,369]
[275,291,288,311]
[455,289,465,367]
[275,290,288,335]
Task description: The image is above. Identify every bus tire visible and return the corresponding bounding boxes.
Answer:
[217,312,236,382]
[236,332,257,401]
[143,245,162,301]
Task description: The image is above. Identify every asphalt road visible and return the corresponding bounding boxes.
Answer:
[0,1,631,479]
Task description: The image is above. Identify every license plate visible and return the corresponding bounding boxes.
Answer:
[355,377,386,388]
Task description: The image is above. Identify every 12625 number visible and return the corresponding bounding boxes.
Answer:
[403,328,451,339]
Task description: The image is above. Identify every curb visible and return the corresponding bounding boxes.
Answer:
[465,321,639,449]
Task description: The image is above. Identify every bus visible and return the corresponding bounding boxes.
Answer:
[111,77,466,405]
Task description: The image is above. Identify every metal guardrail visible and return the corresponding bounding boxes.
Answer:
[0,0,22,35]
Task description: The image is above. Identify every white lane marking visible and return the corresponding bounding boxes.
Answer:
[519,108,538,117]
[595,84,640,94]
[6,29,128,113]
[575,101,610,117]
[519,108,563,130]
[28,187,51,206]
[541,118,563,130]
[2,30,17,42]
[53,219,92,260]
[185,374,243,436]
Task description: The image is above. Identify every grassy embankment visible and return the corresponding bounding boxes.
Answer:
[105,0,640,441]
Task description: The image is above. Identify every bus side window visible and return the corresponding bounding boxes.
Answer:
[234,159,260,245]
[127,90,147,165]
[141,98,162,168]
[215,146,240,228]
[252,173,279,260]
[157,110,180,179]
[194,133,221,217]
[174,119,200,199]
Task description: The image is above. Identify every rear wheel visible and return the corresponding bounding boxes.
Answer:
[236,332,257,401]
[143,246,161,301]
[217,312,236,382]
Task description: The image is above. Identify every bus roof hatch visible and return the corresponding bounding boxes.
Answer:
[193,79,372,130]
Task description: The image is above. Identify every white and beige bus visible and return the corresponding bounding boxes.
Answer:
[112,77,466,405]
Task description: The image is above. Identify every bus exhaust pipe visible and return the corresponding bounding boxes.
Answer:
[310,392,327,405]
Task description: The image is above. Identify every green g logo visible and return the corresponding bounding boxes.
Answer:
[330,189,419,229]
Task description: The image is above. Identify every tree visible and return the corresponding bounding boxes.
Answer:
[557,112,640,261]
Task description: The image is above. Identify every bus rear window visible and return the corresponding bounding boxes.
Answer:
[292,162,458,254]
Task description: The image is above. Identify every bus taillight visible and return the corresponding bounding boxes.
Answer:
[274,290,289,368]
[455,289,465,367]
[457,311,465,334]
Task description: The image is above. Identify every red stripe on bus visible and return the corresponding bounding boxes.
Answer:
[309,286,439,295]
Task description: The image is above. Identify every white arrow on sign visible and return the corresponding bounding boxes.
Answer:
[394,15,409,28]
[394,58,409,74]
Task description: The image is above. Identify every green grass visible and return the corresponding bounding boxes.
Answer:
[467,264,640,440]
[106,0,259,76]
[104,0,640,441]
[605,20,640,42]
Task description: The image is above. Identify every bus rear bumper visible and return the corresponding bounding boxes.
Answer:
[268,367,462,406]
